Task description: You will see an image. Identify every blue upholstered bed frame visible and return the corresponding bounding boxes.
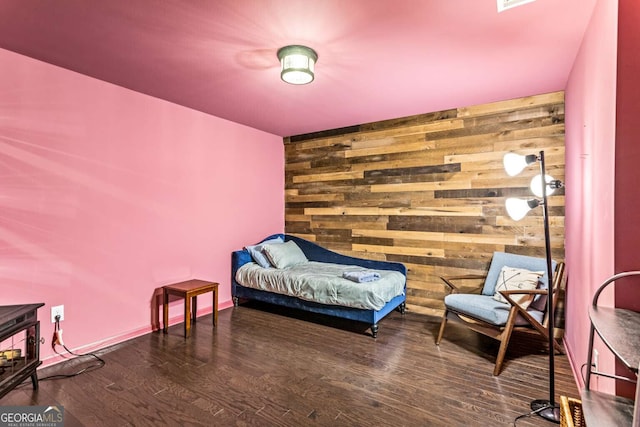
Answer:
[231,234,407,338]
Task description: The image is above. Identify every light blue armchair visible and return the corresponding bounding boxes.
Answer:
[436,252,566,375]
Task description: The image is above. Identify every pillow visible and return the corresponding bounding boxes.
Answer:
[492,266,544,308]
[245,237,284,268]
[263,240,308,269]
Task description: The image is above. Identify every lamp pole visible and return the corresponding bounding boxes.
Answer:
[530,150,560,423]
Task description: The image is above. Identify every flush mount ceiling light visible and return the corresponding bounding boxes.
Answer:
[497,0,536,12]
[277,45,318,85]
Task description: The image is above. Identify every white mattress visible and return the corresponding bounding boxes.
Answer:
[235,261,406,310]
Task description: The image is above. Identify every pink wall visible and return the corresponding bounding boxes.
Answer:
[564,0,618,392]
[0,48,284,364]
[614,0,640,397]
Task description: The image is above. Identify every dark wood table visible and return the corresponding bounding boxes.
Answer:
[163,280,218,338]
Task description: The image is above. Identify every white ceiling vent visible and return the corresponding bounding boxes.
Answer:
[497,0,536,12]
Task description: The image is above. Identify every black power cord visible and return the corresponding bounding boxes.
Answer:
[512,403,550,426]
[14,318,106,390]
[39,343,106,381]
[27,316,106,384]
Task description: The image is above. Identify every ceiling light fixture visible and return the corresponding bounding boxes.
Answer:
[497,0,536,12]
[277,45,318,85]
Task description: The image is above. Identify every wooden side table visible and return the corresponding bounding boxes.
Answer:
[163,279,218,338]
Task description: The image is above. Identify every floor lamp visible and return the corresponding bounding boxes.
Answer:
[503,150,564,424]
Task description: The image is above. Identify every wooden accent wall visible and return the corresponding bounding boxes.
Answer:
[283,92,565,316]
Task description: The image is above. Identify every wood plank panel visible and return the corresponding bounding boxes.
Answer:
[285,91,566,313]
[293,171,363,183]
[457,91,565,117]
[346,140,437,158]
[304,206,484,217]
[286,193,345,203]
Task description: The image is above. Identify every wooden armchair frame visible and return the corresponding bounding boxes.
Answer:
[436,262,565,376]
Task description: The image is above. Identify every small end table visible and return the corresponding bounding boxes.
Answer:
[162,279,218,338]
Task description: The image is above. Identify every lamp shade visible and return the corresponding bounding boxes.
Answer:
[530,174,557,198]
[277,45,318,85]
[506,198,541,221]
[503,153,538,176]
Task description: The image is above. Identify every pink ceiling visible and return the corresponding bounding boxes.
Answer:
[0,0,596,137]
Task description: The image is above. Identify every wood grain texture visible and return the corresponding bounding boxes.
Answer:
[3,308,579,426]
[284,91,566,315]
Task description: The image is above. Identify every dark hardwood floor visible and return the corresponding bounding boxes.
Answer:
[3,303,579,426]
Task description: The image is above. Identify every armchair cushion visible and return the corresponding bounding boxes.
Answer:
[482,252,557,311]
[492,266,544,307]
[444,294,545,326]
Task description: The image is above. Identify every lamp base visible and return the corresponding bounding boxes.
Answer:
[530,399,560,423]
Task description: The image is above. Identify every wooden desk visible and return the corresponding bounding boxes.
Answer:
[163,280,218,338]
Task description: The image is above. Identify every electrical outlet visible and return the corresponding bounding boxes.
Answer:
[51,305,64,323]
[592,349,599,387]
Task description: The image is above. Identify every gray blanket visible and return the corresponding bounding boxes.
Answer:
[235,261,405,310]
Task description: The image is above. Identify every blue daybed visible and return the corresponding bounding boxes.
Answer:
[231,234,407,338]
